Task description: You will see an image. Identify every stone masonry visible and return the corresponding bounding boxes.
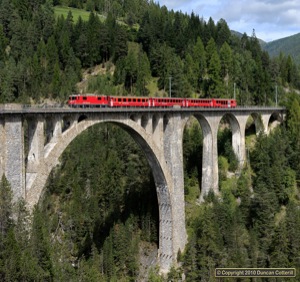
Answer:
[0,106,285,273]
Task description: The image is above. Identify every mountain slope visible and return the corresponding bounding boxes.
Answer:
[263,33,300,64]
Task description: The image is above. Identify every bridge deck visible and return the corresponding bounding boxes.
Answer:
[0,105,286,115]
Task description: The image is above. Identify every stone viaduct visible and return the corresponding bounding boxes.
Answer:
[0,104,285,272]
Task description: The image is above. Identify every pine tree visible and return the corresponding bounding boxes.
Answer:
[184,234,200,280]
[288,98,300,146]
[207,50,222,97]
[286,201,300,269]
[216,18,231,48]
[0,174,13,244]
[270,220,290,268]
[220,42,233,92]
[0,56,17,102]
[30,206,54,280]
[0,176,20,281]
[0,24,8,61]
[193,37,206,90]
[0,0,14,37]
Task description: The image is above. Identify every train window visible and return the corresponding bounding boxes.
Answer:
[118,98,121,102]
[133,99,136,102]
[97,97,101,100]
[83,97,87,100]
[72,97,76,100]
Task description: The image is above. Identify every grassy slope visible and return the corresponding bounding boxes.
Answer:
[54,6,136,28]
[54,6,106,22]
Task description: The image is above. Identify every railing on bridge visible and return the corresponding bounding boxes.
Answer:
[0,103,286,115]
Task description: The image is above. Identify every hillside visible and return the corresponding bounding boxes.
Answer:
[231,30,267,47]
[263,33,300,65]
[231,29,300,65]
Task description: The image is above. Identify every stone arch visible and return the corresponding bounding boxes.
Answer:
[62,115,73,132]
[218,113,244,169]
[182,113,217,201]
[268,112,283,132]
[249,113,265,135]
[141,113,151,132]
[78,114,88,123]
[25,115,175,272]
[246,112,279,135]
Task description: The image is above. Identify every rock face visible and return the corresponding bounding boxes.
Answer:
[137,242,158,281]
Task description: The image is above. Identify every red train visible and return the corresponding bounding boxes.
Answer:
[68,94,237,108]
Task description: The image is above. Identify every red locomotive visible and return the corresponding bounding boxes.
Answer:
[68,94,237,108]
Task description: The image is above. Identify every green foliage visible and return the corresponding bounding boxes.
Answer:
[218,155,229,181]
[54,6,94,22]
[87,73,116,95]
[287,98,300,145]
[114,42,151,95]
[148,266,164,282]
[0,175,13,237]
[183,110,300,279]
[218,127,238,172]
[183,119,203,194]
[264,33,300,65]
[40,124,159,280]
[0,0,300,102]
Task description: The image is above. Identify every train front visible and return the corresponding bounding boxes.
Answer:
[68,95,79,107]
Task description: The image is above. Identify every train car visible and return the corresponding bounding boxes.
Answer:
[213,99,237,108]
[185,98,213,108]
[151,97,185,107]
[108,96,150,107]
[68,95,109,107]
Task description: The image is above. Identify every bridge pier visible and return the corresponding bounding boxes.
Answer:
[196,114,221,201]
[230,114,248,169]
[26,117,45,196]
[4,115,25,201]
[163,113,187,264]
[27,117,44,173]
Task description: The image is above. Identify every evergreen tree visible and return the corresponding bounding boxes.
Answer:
[0,0,14,37]
[288,98,300,146]
[220,42,233,94]
[286,201,300,269]
[0,24,8,60]
[207,50,222,97]
[30,206,54,280]
[270,219,290,268]
[0,175,13,241]
[0,57,17,102]
[216,18,231,48]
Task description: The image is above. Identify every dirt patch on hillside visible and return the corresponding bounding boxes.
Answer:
[76,63,115,93]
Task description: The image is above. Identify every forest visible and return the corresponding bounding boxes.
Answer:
[264,33,300,66]
[0,0,300,281]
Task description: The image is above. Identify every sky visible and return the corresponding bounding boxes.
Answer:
[157,0,300,42]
